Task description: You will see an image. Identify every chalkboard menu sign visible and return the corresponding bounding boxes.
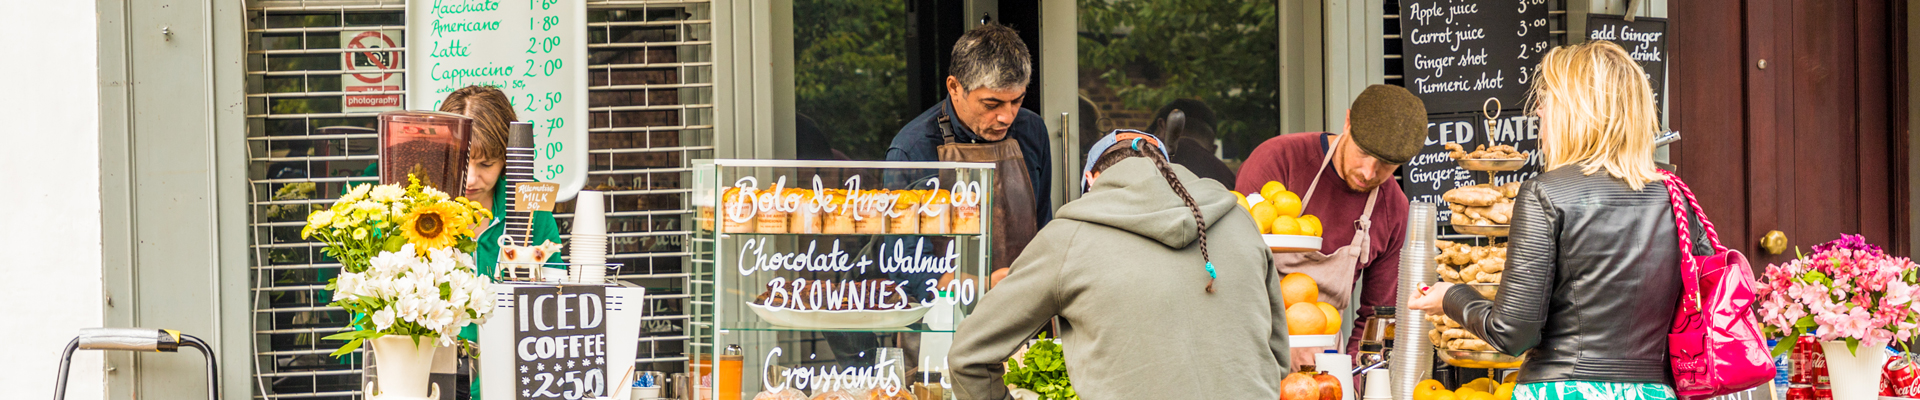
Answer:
[1401,112,1541,226]
[408,0,589,201]
[513,285,609,400]
[1585,14,1668,119]
[1398,0,1552,115]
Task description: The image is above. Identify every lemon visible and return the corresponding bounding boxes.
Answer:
[1271,215,1303,236]
[1232,191,1251,212]
[1269,190,1304,217]
[1464,377,1496,393]
[1260,181,1287,202]
[1412,380,1447,400]
[1300,215,1323,237]
[1495,382,1516,400]
[1251,202,1279,234]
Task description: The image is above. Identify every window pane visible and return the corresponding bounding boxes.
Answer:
[1078,0,1280,182]
[792,0,913,161]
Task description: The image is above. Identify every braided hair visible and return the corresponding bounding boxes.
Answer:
[1090,138,1215,293]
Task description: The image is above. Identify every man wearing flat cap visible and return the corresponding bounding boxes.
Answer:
[1235,84,1427,366]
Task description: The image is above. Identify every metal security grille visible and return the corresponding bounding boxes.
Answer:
[241,1,711,399]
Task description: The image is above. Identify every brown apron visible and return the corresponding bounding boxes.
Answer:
[1274,135,1380,367]
[935,113,1041,274]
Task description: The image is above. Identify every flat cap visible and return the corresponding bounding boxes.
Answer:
[1348,85,1429,164]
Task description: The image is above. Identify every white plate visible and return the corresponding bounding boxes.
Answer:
[1290,334,1337,348]
[746,302,934,330]
[1264,234,1323,253]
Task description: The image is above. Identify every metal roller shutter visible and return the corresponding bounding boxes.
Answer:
[242,1,711,398]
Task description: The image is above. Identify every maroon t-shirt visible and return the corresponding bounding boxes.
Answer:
[1235,132,1408,347]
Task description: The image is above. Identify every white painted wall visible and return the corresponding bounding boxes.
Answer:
[0,1,104,399]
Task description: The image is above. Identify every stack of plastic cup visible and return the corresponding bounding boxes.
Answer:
[570,190,608,283]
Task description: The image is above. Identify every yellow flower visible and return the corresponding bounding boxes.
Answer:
[402,202,466,252]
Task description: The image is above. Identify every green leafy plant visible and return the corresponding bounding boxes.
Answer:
[1004,334,1077,400]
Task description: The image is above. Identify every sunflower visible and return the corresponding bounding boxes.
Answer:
[402,202,467,252]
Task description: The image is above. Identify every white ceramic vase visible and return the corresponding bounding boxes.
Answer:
[368,335,441,400]
[1820,341,1888,400]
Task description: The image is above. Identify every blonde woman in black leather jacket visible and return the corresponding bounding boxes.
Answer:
[1408,41,1699,400]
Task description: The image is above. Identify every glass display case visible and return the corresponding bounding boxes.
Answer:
[689,159,996,400]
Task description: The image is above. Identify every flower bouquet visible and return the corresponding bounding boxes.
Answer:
[302,176,496,399]
[1758,234,1919,399]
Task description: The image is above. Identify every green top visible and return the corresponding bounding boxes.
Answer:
[461,179,566,343]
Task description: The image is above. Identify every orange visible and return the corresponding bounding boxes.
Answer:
[1316,302,1342,334]
[1271,215,1303,235]
[1412,380,1448,400]
[1432,390,1458,400]
[1503,373,1517,384]
[1285,303,1327,335]
[1300,215,1324,237]
[1251,203,1279,234]
[1468,392,1498,400]
[1280,273,1319,308]
[1269,190,1304,217]
[1261,181,1288,203]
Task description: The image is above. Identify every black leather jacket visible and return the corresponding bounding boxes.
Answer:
[1443,168,1706,384]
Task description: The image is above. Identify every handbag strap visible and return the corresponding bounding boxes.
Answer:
[1660,169,1719,315]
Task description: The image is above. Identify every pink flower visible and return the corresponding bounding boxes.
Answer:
[1887,280,1915,307]
[1832,307,1875,340]
[1865,329,1894,349]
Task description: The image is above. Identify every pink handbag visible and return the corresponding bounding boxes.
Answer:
[1661,170,1776,399]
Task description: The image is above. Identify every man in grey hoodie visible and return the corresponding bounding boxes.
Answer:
[949,132,1292,399]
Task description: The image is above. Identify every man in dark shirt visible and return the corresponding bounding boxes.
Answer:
[886,23,1052,286]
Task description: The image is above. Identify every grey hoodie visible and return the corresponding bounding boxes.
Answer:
[949,157,1291,400]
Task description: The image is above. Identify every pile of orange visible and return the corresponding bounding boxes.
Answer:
[1280,273,1342,335]
[1412,378,1516,400]
[1234,181,1323,237]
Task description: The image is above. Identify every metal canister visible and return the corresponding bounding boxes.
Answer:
[1810,385,1832,400]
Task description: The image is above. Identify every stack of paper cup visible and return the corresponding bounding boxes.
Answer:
[570,190,609,283]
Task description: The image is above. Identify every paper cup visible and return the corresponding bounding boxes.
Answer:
[573,190,607,235]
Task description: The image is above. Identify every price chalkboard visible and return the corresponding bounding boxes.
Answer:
[1398,0,1551,115]
[408,0,588,201]
[512,285,609,400]
[1585,14,1668,120]
[1400,112,1541,226]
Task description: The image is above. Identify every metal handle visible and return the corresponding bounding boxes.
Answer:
[77,328,179,352]
[1762,230,1789,255]
[57,329,218,400]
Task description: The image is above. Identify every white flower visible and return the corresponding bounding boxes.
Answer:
[422,186,450,201]
[372,308,396,331]
[370,185,405,203]
[333,273,362,301]
[369,247,415,277]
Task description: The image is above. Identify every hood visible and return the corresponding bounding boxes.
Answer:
[1057,157,1241,248]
